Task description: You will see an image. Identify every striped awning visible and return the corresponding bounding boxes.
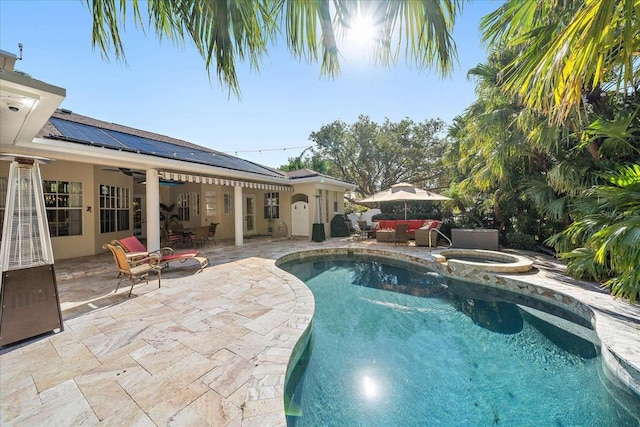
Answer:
[159,171,293,192]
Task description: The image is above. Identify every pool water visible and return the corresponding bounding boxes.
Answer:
[281,256,639,426]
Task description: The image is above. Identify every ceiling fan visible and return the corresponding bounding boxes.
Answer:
[101,167,145,177]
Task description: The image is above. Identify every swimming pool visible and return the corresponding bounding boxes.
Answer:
[280,255,640,426]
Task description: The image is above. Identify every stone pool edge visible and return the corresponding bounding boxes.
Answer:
[240,260,315,427]
[439,248,534,273]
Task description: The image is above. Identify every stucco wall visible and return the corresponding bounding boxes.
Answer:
[0,158,349,259]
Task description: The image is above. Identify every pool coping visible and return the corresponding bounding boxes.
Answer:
[439,248,534,273]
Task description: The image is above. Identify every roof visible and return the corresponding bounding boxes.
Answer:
[286,168,355,189]
[285,168,322,179]
[38,109,286,179]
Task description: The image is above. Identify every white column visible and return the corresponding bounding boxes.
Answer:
[234,185,243,246]
[146,169,161,251]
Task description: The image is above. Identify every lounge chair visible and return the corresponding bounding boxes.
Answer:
[103,243,161,297]
[115,236,209,273]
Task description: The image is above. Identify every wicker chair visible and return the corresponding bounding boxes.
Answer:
[115,236,209,273]
[394,223,410,246]
[190,226,211,247]
[103,243,161,297]
[415,221,442,247]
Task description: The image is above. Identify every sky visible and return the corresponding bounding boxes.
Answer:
[0,0,499,169]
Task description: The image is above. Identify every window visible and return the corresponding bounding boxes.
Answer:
[100,184,129,233]
[333,191,338,213]
[223,192,232,215]
[205,190,217,217]
[44,180,83,237]
[264,192,280,219]
[177,192,190,221]
[177,192,200,221]
[192,192,200,217]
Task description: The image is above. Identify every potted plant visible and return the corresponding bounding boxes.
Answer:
[160,203,180,231]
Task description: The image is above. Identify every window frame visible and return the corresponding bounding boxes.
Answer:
[99,184,129,233]
[44,180,83,237]
[263,192,280,219]
[223,192,232,215]
[177,192,190,221]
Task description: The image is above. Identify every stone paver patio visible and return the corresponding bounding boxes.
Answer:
[1,236,638,425]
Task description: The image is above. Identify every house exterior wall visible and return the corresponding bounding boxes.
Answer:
[0,158,348,260]
[91,165,136,256]
[288,182,346,238]
[0,160,100,260]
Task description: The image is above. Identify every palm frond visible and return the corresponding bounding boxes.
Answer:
[481,0,640,123]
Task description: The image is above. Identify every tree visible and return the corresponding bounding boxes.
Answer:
[278,146,330,173]
[309,115,447,196]
[481,0,640,123]
[84,0,461,97]
[550,164,640,302]
[441,48,561,239]
[442,43,640,300]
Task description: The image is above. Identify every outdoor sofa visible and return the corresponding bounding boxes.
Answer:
[374,219,440,239]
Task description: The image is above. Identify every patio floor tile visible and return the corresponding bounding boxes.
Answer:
[0,236,638,425]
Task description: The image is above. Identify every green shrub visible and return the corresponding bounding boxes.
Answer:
[506,232,538,251]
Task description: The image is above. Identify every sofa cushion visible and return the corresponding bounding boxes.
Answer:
[407,220,424,231]
[374,219,437,233]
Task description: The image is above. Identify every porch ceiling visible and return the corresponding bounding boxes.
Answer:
[0,72,65,148]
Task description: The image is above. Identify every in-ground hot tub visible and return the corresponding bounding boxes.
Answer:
[437,249,534,273]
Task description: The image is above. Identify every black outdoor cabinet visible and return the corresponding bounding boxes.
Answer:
[330,214,351,237]
[1,265,63,346]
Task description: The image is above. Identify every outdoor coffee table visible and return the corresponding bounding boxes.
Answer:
[376,229,395,243]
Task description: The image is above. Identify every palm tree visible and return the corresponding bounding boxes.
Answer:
[84,0,461,97]
[481,0,640,124]
[549,164,640,302]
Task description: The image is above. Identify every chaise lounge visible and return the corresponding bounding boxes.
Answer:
[115,236,209,273]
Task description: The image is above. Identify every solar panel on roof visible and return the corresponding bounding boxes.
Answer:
[103,130,177,157]
[105,128,280,176]
[48,117,284,178]
[49,118,128,149]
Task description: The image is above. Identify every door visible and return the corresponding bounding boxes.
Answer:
[244,195,256,235]
[291,201,309,236]
[133,195,146,238]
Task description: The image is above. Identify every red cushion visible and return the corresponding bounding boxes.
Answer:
[429,220,439,229]
[119,236,147,253]
[408,220,423,231]
[162,251,198,261]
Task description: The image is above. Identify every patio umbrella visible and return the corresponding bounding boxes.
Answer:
[358,183,450,220]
